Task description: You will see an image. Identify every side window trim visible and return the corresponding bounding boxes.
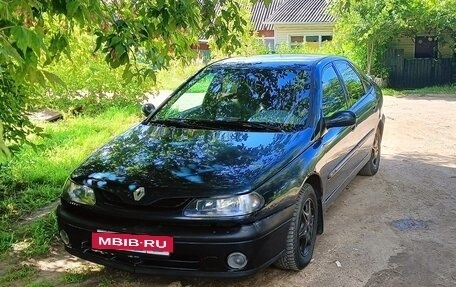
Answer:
[330,62,350,105]
[349,62,372,94]
[321,63,349,117]
[333,60,367,107]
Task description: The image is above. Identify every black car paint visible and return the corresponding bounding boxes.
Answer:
[71,125,315,204]
[57,55,384,277]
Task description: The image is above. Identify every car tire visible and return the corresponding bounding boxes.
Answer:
[275,183,318,271]
[359,127,382,176]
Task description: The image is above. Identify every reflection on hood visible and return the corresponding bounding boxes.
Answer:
[72,124,312,196]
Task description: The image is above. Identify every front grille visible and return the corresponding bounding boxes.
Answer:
[82,245,201,270]
[98,191,190,211]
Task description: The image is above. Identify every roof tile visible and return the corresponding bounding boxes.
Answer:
[250,0,288,31]
[263,0,335,24]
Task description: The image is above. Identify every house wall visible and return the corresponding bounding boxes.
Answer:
[273,23,335,45]
[390,35,455,59]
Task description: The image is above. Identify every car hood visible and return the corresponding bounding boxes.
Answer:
[72,123,313,199]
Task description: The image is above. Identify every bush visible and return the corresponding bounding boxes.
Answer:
[0,72,44,161]
[38,31,155,116]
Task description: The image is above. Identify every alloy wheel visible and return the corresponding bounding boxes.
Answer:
[298,198,315,257]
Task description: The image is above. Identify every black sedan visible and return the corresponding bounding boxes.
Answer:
[57,55,385,277]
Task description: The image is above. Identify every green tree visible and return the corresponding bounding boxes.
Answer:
[332,0,456,75]
[332,0,409,75]
[0,0,256,162]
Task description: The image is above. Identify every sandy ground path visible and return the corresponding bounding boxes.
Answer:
[6,95,456,287]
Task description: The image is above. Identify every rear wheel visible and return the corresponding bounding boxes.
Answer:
[275,183,318,270]
[359,128,382,176]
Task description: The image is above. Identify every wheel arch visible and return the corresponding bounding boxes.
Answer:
[305,174,324,235]
[378,117,385,135]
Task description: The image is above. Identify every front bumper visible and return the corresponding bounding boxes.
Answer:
[56,204,293,278]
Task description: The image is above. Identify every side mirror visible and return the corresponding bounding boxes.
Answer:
[141,103,156,117]
[325,110,356,128]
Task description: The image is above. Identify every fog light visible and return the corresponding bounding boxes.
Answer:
[59,230,70,245]
[227,252,248,269]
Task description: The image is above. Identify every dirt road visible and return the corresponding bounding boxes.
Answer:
[12,95,456,286]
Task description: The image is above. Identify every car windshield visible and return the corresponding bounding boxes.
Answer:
[151,66,312,131]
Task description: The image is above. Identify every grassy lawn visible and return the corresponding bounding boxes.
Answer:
[0,105,142,257]
[383,84,456,96]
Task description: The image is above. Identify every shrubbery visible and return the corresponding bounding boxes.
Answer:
[38,31,153,115]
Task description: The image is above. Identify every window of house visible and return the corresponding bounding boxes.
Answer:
[306,36,319,49]
[321,65,348,117]
[290,36,304,47]
[322,35,333,42]
[305,36,319,42]
[289,34,333,49]
[415,36,438,58]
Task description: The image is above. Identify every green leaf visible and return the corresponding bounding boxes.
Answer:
[0,121,12,163]
[119,51,129,65]
[36,69,47,88]
[144,68,156,84]
[114,44,126,59]
[94,34,105,53]
[28,30,43,53]
[42,70,66,87]
[11,26,31,55]
[122,64,134,82]
[109,35,121,46]
[66,0,80,17]
[0,38,24,64]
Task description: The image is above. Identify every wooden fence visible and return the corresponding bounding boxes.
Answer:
[385,48,456,89]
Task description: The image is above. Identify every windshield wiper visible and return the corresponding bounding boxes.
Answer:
[149,118,217,129]
[149,119,286,132]
[214,120,286,132]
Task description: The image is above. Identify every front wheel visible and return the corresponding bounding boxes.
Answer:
[359,127,382,176]
[275,183,318,271]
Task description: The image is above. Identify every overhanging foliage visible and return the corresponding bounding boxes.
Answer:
[0,0,256,161]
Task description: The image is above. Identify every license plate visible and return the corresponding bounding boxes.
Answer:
[92,231,173,255]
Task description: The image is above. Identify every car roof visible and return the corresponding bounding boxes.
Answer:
[211,54,346,69]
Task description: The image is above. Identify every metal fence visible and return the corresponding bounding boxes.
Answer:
[386,49,456,89]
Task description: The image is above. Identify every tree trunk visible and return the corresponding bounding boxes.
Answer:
[366,41,374,75]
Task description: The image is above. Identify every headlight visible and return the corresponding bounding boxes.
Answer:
[183,192,264,217]
[62,180,96,205]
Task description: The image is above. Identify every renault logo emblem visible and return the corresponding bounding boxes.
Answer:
[133,187,145,201]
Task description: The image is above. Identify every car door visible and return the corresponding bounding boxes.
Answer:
[333,61,378,172]
[317,63,359,202]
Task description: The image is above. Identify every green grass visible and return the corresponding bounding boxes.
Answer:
[63,270,90,284]
[0,265,36,286]
[383,84,456,96]
[23,213,58,256]
[155,60,206,91]
[0,105,141,255]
